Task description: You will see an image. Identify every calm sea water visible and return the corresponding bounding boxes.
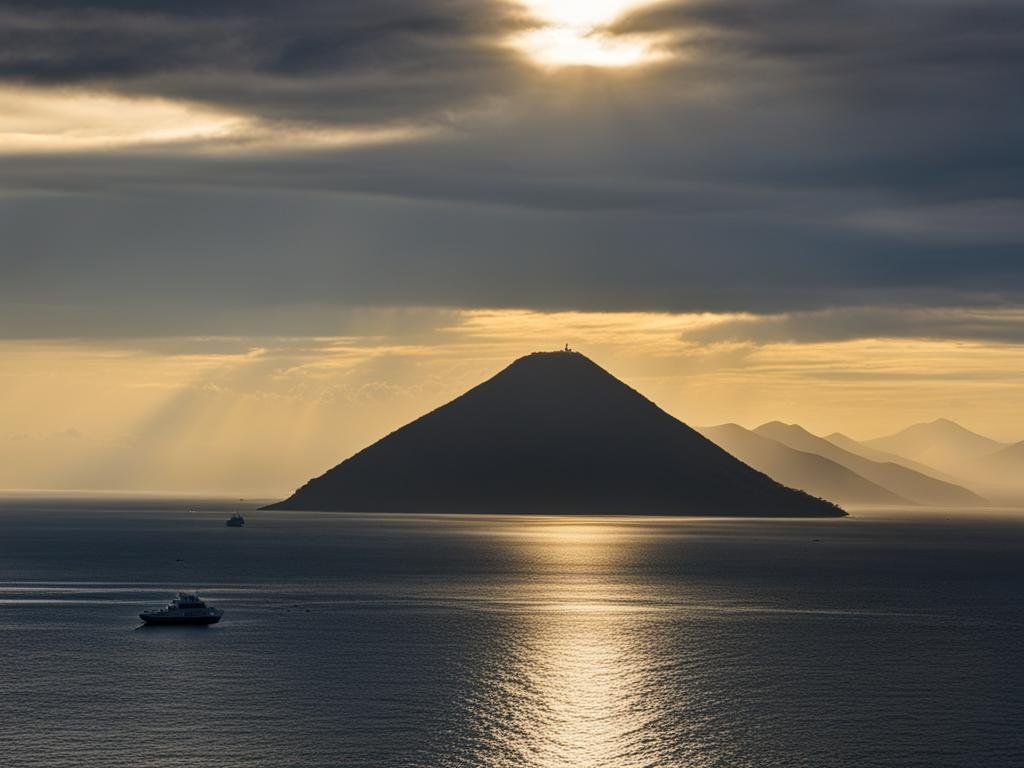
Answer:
[0,495,1021,767]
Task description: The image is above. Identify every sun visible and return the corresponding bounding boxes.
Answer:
[513,0,665,68]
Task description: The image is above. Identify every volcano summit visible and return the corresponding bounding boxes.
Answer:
[265,351,844,517]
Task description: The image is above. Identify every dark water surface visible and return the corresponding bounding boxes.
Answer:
[1,496,1021,767]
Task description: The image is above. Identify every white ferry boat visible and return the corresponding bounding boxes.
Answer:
[139,592,223,626]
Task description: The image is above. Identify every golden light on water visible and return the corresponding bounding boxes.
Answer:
[514,1,666,68]
[463,518,666,766]
[518,614,654,765]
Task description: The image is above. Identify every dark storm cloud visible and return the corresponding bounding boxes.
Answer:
[1,0,1023,339]
[0,0,532,123]
[2,186,1021,339]
[625,2,1024,200]
[614,0,1024,65]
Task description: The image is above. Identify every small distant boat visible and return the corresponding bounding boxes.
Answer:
[139,592,223,626]
[225,513,245,527]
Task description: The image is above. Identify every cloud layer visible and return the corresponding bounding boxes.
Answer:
[1,0,1023,339]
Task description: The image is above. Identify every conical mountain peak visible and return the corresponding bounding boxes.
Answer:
[265,351,844,517]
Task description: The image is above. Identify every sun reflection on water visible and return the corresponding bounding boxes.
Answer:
[453,518,679,767]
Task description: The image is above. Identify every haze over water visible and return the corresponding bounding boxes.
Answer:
[1,496,1020,767]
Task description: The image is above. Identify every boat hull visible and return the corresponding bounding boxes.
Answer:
[139,613,222,626]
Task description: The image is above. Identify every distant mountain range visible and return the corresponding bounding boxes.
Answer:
[864,418,1009,475]
[699,424,907,506]
[755,422,985,506]
[266,351,843,516]
[702,417,1024,507]
[700,423,984,507]
[982,441,1024,483]
[822,432,960,482]
[861,418,1024,499]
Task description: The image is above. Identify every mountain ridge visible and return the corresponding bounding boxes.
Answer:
[755,422,985,506]
[823,432,958,482]
[865,418,1008,474]
[700,423,909,506]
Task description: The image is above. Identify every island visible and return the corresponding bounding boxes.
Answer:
[264,350,845,517]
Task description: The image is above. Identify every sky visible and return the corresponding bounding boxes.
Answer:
[2,0,1023,495]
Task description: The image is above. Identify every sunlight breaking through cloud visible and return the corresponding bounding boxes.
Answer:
[513,0,667,67]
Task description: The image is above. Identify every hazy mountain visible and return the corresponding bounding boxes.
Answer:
[965,440,1024,495]
[824,432,958,482]
[700,424,908,506]
[864,418,1008,474]
[266,351,843,516]
[982,440,1024,469]
[755,422,985,506]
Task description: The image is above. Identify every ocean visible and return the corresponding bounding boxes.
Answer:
[1,496,1021,767]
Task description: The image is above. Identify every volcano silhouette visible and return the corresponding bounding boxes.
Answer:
[265,351,844,516]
